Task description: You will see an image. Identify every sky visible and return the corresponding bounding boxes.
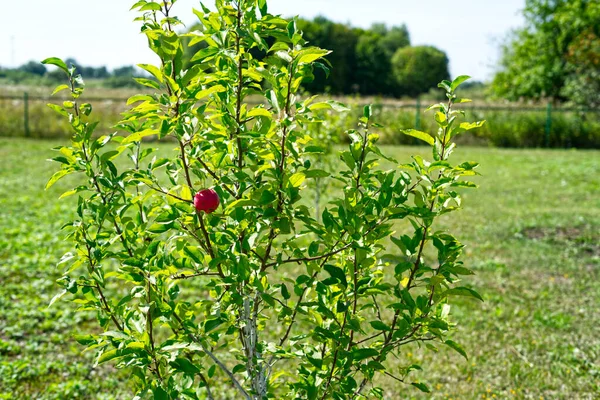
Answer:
[0,0,525,82]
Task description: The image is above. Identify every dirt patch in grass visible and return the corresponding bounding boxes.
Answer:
[521,226,600,256]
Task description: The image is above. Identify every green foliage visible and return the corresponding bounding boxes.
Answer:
[354,32,394,96]
[295,18,415,97]
[391,46,450,97]
[45,1,483,399]
[492,0,600,107]
[296,16,360,95]
[373,24,411,58]
[19,61,47,76]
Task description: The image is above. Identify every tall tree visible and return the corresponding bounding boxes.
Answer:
[297,16,359,94]
[375,23,411,58]
[391,46,450,97]
[354,31,394,95]
[492,0,600,104]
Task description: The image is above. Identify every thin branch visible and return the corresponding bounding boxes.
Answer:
[264,242,353,269]
[144,182,192,203]
[196,156,236,197]
[82,143,134,258]
[171,313,251,400]
[80,228,125,332]
[353,332,385,345]
[383,371,405,384]
[259,62,295,272]
[196,212,225,278]
[179,139,195,191]
[320,312,348,400]
[146,277,163,382]
[234,5,245,176]
[199,372,215,400]
[170,271,221,280]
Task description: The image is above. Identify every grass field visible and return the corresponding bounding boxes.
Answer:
[0,138,598,399]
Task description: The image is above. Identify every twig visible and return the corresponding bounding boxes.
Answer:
[171,313,251,400]
[196,156,236,197]
[170,271,221,280]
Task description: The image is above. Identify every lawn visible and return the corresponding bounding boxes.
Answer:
[0,138,598,399]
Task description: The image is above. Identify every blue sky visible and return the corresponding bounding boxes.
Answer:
[0,0,525,81]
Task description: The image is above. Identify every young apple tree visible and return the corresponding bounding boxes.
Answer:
[46,0,484,398]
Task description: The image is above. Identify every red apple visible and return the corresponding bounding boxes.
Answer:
[194,188,220,214]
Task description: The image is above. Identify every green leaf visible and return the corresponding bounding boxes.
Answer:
[296,48,331,64]
[138,64,163,83]
[258,0,267,15]
[42,57,68,73]
[126,94,154,105]
[411,382,430,393]
[190,46,220,63]
[247,107,272,118]
[309,100,350,112]
[401,129,435,146]
[73,334,97,346]
[152,387,169,400]
[287,20,297,39]
[97,349,119,364]
[288,172,305,188]
[451,75,471,92]
[46,103,68,117]
[183,246,203,264]
[458,121,486,131]
[196,85,226,100]
[204,318,224,332]
[122,129,157,144]
[52,85,70,95]
[170,357,201,375]
[49,289,67,307]
[323,264,347,287]
[441,287,484,302]
[46,170,71,190]
[133,77,160,89]
[352,348,379,361]
[275,51,293,63]
[445,339,468,360]
[369,321,390,331]
[304,169,329,178]
[281,284,290,300]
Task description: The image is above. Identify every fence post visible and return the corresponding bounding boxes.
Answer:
[415,97,421,130]
[544,102,552,148]
[24,92,30,138]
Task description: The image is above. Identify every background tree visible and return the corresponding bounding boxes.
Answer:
[391,46,450,97]
[297,16,360,94]
[492,0,600,105]
[354,31,394,95]
[562,28,600,109]
[372,23,411,58]
[18,61,47,76]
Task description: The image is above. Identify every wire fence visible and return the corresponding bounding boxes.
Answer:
[1,92,600,148]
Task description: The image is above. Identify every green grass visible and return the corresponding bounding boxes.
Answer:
[0,138,598,399]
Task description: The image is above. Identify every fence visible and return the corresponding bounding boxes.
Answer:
[1,92,600,148]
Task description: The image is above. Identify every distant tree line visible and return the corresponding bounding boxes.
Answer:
[0,58,142,88]
[296,17,450,97]
[183,16,451,98]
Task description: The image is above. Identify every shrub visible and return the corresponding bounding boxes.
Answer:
[391,46,450,97]
[46,1,483,398]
